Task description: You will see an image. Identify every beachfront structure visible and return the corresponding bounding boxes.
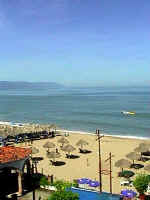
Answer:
[0,146,31,198]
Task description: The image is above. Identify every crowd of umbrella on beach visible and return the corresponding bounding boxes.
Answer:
[31,136,91,170]
[0,123,59,145]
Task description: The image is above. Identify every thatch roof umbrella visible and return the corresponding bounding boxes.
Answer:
[47,151,61,163]
[43,141,55,152]
[0,129,4,137]
[61,144,76,155]
[0,128,6,137]
[11,126,20,137]
[3,127,10,137]
[35,125,42,133]
[45,124,50,133]
[57,137,69,148]
[50,124,58,132]
[139,142,150,147]
[76,139,89,149]
[47,124,52,133]
[135,144,149,151]
[144,164,150,172]
[115,159,131,172]
[126,152,141,164]
[134,144,150,159]
[31,147,39,155]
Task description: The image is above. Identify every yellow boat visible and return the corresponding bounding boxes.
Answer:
[121,111,136,115]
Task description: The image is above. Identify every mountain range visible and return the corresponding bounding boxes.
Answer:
[0,81,63,90]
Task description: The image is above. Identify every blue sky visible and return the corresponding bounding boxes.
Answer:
[0,0,150,86]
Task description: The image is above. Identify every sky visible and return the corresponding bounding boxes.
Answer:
[0,0,150,86]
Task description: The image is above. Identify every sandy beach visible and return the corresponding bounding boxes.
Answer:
[25,130,150,194]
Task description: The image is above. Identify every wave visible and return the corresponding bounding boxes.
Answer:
[58,129,149,140]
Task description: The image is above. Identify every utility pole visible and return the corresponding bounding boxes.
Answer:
[105,152,113,194]
[109,152,112,194]
[96,129,104,193]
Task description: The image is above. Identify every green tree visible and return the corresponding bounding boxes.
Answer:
[51,180,72,191]
[40,176,49,186]
[133,174,150,195]
[48,190,79,200]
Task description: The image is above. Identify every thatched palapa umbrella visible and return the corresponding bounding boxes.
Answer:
[57,137,69,148]
[47,151,61,164]
[31,147,39,155]
[126,152,141,164]
[144,164,150,172]
[50,124,58,131]
[139,142,150,147]
[115,159,131,172]
[76,139,89,149]
[61,144,76,155]
[43,141,55,152]
[135,143,150,152]
[134,143,150,160]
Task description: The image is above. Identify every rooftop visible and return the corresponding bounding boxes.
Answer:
[0,146,31,164]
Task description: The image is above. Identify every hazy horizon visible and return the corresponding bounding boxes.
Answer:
[0,80,149,88]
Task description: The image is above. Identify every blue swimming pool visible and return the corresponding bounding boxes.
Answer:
[69,188,121,200]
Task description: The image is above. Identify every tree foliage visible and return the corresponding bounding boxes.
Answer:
[133,174,150,194]
[51,180,72,191]
[48,190,79,200]
[40,176,49,186]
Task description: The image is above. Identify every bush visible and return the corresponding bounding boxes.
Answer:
[72,180,79,188]
[40,176,49,186]
[119,170,135,178]
[48,190,79,200]
[133,174,150,195]
[51,180,72,191]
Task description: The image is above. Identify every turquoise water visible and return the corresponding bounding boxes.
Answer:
[0,86,149,138]
[69,188,120,200]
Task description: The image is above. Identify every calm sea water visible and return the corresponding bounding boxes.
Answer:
[0,86,149,138]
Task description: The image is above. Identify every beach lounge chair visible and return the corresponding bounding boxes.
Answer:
[78,183,86,188]
[79,148,91,154]
[66,154,72,158]
[45,185,49,190]
[50,160,55,165]
[120,180,133,187]
[147,185,150,194]
[48,186,57,191]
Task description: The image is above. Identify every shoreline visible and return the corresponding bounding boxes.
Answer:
[57,129,149,141]
[0,120,149,141]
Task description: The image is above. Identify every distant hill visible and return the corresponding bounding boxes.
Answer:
[0,81,64,90]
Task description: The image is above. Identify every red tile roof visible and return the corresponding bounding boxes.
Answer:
[0,146,31,164]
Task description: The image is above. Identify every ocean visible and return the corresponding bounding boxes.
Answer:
[0,86,149,138]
